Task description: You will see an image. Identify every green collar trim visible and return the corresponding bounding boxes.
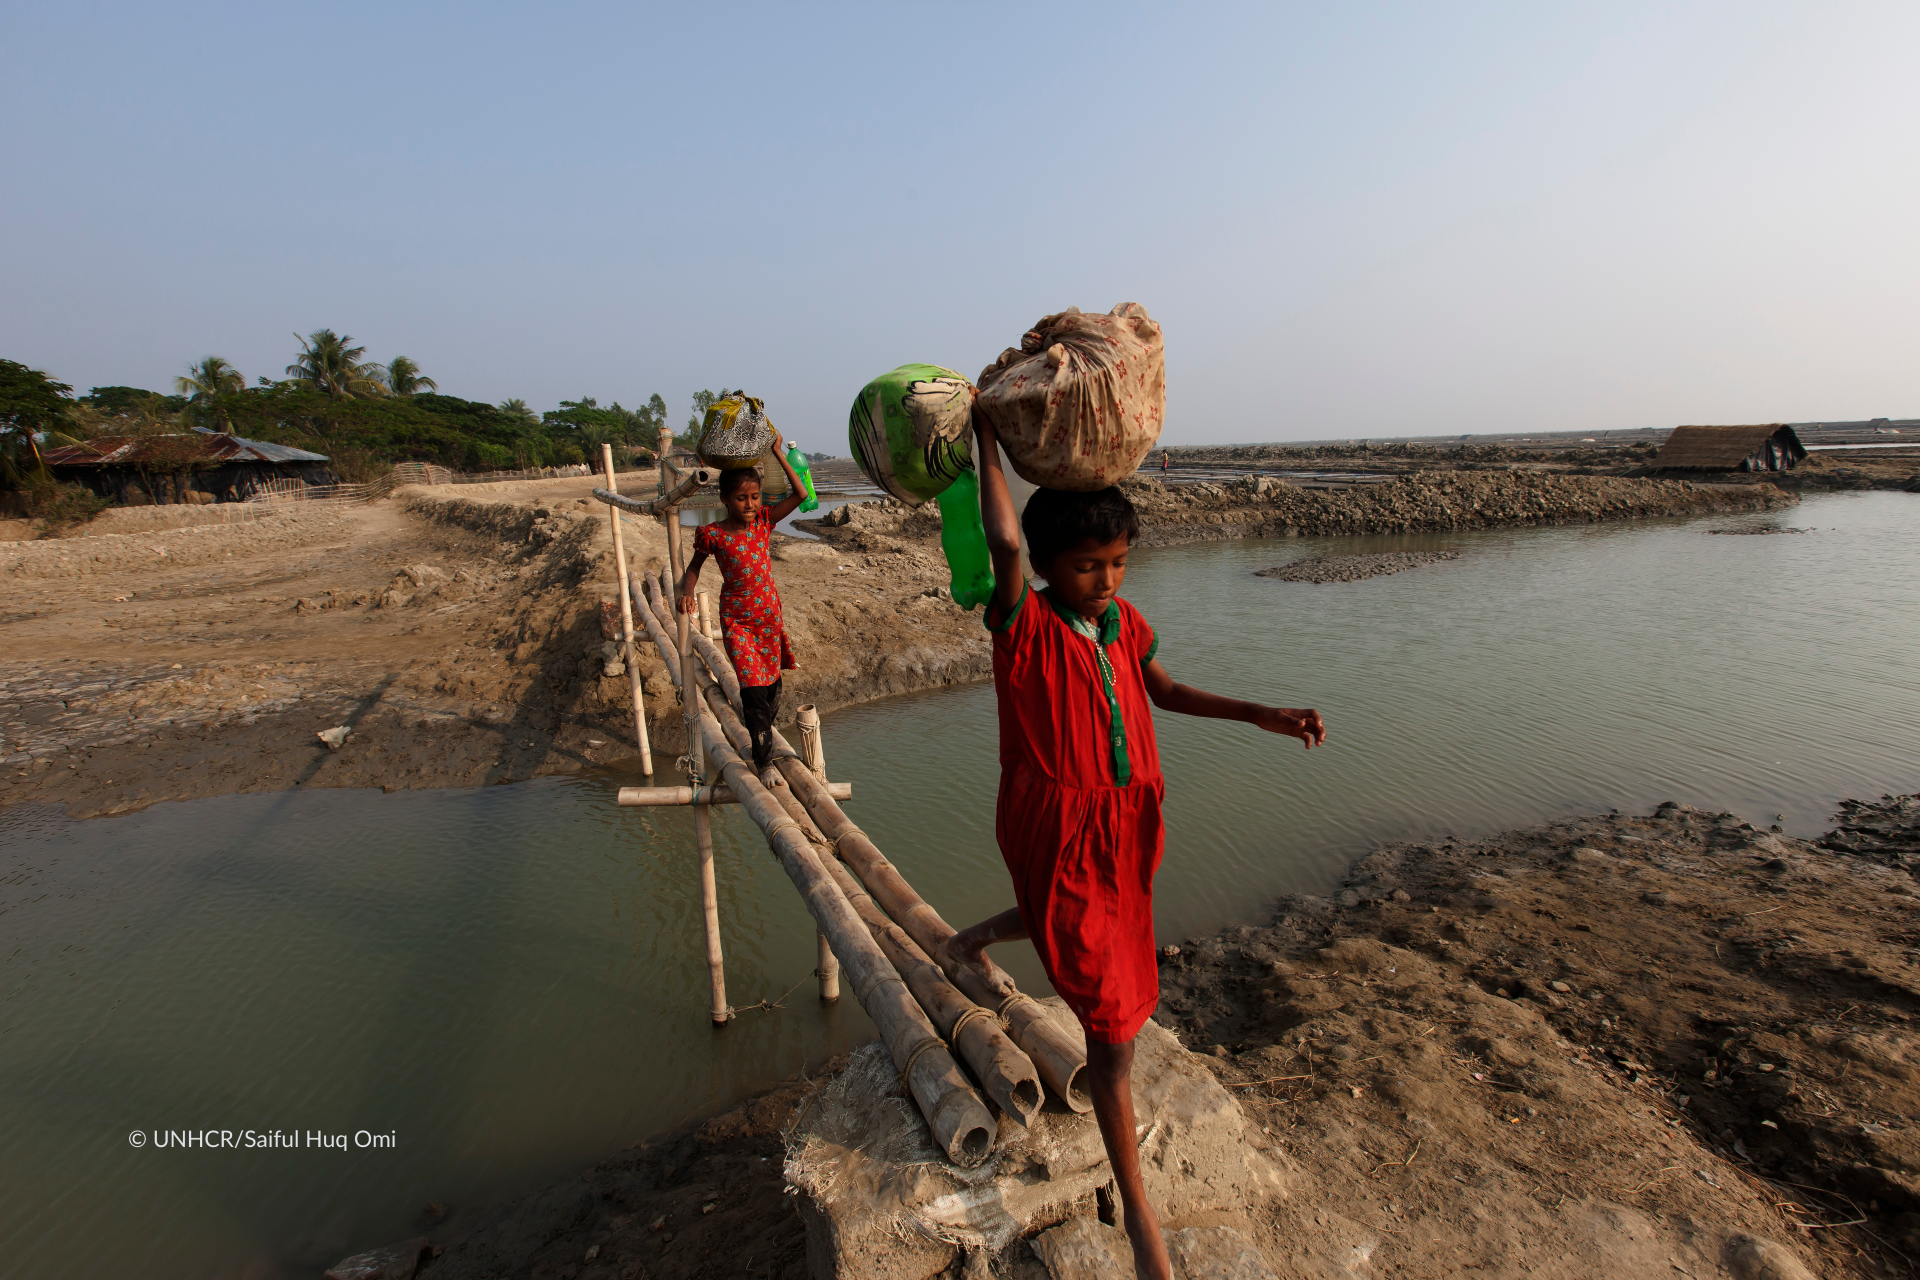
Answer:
[1041,589,1121,645]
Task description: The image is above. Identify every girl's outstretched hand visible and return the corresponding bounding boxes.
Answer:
[678,591,700,614]
[1253,706,1327,748]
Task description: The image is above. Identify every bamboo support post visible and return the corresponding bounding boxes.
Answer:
[618,782,850,806]
[796,704,826,782]
[687,699,996,1164]
[640,577,1090,1112]
[664,475,729,1028]
[816,930,840,1003]
[599,444,653,775]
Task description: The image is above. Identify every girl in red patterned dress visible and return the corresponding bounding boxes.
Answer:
[678,428,809,775]
[947,414,1327,1280]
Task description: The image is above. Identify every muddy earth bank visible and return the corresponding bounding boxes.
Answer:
[0,482,986,819]
[361,792,1920,1280]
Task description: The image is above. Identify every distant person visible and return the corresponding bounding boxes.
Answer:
[678,428,809,776]
[1161,449,1169,472]
[946,411,1326,1280]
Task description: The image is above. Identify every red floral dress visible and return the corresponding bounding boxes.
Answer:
[694,509,796,688]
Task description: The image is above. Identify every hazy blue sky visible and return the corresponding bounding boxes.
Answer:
[4,3,1915,445]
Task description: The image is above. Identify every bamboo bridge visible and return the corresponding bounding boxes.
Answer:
[587,434,1086,1168]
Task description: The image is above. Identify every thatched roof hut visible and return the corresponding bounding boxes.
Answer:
[42,431,333,503]
[1656,424,1806,472]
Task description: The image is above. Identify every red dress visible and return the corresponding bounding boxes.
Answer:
[694,510,796,688]
[990,584,1165,1043]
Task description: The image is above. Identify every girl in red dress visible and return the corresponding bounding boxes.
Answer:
[677,427,809,774]
[948,415,1327,1280]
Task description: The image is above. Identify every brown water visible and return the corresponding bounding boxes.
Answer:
[4,492,1917,1279]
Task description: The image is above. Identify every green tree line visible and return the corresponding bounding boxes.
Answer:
[3,331,719,496]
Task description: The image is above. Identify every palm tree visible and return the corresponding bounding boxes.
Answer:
[385,356,437,397]
[286,330,387,400]
[175,356,247,429]
[498,398,538,424]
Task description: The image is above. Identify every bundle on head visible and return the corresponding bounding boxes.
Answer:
[1022,485,1139,574]
[975,303,1165,491]
[697,391,775,470]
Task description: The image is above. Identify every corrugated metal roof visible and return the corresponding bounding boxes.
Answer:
[1656,424,1806,470]
[41,433,329,467]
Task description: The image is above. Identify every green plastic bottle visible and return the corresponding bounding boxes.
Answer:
[784,442,819,513]
[934,469,995,610]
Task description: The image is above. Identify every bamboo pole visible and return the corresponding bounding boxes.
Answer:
[797,704,826,781]
[592,466,714,517]
[600,444,653,775]
[633,579,1021,1143]
[663,475,729,1028]
[773,754,1090,1112]
[642,576,1090,1111]
[816,930,840,1004]
[756,775,1040,1123]
[618,782,850,806]
[686,700,997,1164]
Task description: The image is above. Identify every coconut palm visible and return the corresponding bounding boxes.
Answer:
[498,398,538,424]
[286,330,387,400]
[384,356,437,397]
[174,356,246,428]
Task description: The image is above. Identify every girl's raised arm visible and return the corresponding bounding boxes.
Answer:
[763,426,807,524]
[973,413,1024,620]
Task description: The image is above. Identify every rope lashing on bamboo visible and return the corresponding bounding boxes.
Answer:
[998,990,1048,1020]
[899,1033,950,1083]
[950,1004,999,1040]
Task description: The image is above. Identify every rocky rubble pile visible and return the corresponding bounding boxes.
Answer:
[1120,469,1794,544]
[1819,793,1920,866]
[1256,550,1461,583]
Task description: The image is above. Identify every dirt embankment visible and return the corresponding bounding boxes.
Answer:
[372,792,1920,1280]
[1123,469,1794,544]
[1163,439,1658,473]
[0,480,990,819]
[1160,439,1920,494]
[800,470,1796,554]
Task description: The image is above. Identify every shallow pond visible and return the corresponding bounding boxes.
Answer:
[4,492,1917,1279]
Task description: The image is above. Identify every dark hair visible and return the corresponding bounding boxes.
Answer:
[718,467,763,500]
[1021,486,1140,572]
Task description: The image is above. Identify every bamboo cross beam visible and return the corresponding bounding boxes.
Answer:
[599,444,653,775]
[591,465,715,517]
[619,782,851,807]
